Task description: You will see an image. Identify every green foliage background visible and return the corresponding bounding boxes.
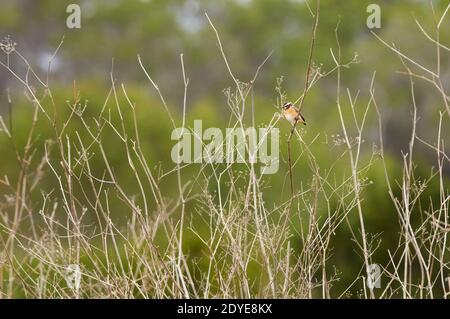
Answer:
[0,0,449,297]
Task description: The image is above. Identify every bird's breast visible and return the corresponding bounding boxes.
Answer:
[283,109,298,124]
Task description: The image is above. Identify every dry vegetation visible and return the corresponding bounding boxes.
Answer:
[0,4,449,298]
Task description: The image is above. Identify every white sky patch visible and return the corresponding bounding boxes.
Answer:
[36,51,62,73]
[235,0,252,7]
[175,0,203,34]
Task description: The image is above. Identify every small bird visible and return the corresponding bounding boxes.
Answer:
[281,102,306,126]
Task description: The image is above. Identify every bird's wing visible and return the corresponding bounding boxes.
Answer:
[296,112,306,124]
[298,113,305,122]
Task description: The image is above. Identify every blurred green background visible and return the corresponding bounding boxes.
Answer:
[0,0,449,297]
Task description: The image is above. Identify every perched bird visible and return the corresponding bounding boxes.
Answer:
[281,102,306,126]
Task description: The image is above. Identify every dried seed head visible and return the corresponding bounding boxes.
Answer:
[0,36,16,54]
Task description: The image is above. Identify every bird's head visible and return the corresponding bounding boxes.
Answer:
[282,102,293,110]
